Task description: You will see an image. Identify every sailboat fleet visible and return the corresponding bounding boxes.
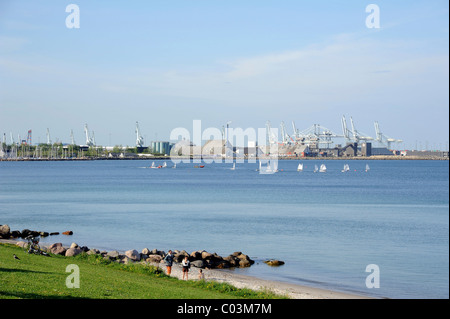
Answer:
[147,161,371,173]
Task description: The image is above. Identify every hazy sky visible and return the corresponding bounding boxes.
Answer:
[0,0,448,149]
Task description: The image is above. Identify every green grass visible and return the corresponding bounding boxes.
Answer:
[0,243,286,299]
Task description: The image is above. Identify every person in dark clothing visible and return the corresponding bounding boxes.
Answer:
[163,250,174,276]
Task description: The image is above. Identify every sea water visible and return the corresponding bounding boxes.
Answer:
[0,159,448,299]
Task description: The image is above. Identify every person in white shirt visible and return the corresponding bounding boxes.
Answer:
[182,256,190,280]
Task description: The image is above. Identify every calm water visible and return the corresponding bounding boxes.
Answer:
[0,159,448,299]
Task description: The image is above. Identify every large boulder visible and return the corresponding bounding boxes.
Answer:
[125,249,141,261]
[65,247,83,257]
[264,260,285,266]
[191,260,205,268]
[107,251,120,259]
[201,251,213,259]
[146,254,162,263]
[49,243,67,255]
[223,255,240,267]
[0,224,11,238]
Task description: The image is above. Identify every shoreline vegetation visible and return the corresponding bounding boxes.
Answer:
[0,236,372,299]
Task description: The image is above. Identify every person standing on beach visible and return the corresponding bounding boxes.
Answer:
[164,250,174,276]
[182,256,190,280]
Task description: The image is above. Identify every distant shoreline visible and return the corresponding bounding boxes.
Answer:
[0,155,448,162]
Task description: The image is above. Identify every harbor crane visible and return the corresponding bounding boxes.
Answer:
[84,124,95,146]
[265,121,278,145]
[135,121,144,147]
[341,115,373,143]
[46,128,52,145]
[280,121,294,145]
[374,121,402,149]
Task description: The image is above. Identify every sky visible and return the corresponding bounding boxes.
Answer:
[0,0,448,149]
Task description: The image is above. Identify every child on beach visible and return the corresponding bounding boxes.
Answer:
[182,256,190,280]
[198,269,205,281]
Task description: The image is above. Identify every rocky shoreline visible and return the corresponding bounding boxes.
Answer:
[0,224,284,270]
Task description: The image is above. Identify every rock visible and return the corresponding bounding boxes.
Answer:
[62,231,73,235]
[174,254,186,263]
[231,251,242,257]
[223,256,240,267]
[0,224,11,238]
[201,251,213,259]
[120,256,132,264]
[191,260,205,268]
[125,249,141,261]
[239,259,251,268]
[20,229,32,238]
[146,254,162,263]
[87,249,100,255]
[142,248,151,255]
[70,243,79,249]
[80,246,90,252]
[236,253,249,260]
[50,232,59,236]
[16,241,26,248]
[10,230,21,238]
[190,251,202,260]
[264,260,285,267]
[215,260,230,269]
[107,251,120,259]
[49,243,67,255]
[39,232,49,237]
[65,247,83,257]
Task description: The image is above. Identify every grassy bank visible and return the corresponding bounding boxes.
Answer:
[0,243,285,299]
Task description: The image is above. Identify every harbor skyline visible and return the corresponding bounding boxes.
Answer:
[0,1,448,149]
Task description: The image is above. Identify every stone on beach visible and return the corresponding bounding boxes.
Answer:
[107,250,120,259]
[66,247,83,257]
[62,231,73,235]
[49,243,67,255]
[264,260,285,266]
[0,225,11,238]
[125,249,141,261]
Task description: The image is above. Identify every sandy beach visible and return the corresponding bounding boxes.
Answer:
[1,238,371,299]
[154,261,371,299]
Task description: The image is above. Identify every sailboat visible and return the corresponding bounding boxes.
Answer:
[314,164,319,173]
[341,164,350,172]
[162,162,167,168]
[365,164,370,172]
[230,163,236,170]
[150,161,156,169]
[172,163,177,169]
[319,164,327,173]
[297,163,303,172]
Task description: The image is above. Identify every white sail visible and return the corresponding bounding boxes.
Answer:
[172,163,177,169]
[342,164,350,172]
[231,163,236,170]
[314,164,318,173]
[297,163,303,172]
[162,162,167,168]
[319,164,327,172]
[151,161,155,168]
[365,164,370,172]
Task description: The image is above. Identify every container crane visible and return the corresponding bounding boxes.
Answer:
[374,121,402,149]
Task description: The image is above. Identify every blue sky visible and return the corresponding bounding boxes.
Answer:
[0,0,448,149]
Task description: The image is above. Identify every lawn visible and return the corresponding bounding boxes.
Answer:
[0,243,284,299]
